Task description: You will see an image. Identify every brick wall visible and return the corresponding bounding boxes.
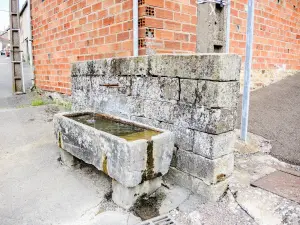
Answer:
[31,0,197,94]
[31,0,134,94]
[229,0,300,89]
[138,0,197,55]
[31,0,300,94]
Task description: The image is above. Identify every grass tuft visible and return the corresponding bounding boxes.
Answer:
[31,99,45,106]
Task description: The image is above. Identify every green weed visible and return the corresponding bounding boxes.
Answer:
[31,99,45,106]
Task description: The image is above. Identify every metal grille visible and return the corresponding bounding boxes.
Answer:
[139,215,176,225]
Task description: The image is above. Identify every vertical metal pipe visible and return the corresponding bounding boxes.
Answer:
[133,0,139,57]
[241,0,255,141]
[225,0,231,53]
[27,0,33,66]
[27,0,35,87]
[21,51,25,92]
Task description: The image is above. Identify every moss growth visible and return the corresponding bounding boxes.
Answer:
[58,132,62,148]
[142,140,154,181]
[17,104,29,108]
[63,102,72,111]
[131,192,166,221]
[54,99,72,111]
[87,61,96,75]
[102,155,108,175]
[31,98,45,106]
[134,57,144,63]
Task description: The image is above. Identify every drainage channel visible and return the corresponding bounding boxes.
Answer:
[139,215,176,225]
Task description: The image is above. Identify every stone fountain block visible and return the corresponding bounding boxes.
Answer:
[53,112,174,208]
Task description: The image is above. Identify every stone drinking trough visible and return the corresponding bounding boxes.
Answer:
[54,111,174,208]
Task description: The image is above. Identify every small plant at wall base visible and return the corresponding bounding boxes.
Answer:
[31,98,45,106]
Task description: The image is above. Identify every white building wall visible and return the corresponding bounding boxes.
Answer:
[20,2,32,64]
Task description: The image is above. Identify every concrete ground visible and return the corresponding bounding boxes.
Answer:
[0,105,104,224]
[0,55,32,97]
[0,104,143,225]
[238,73,300,165]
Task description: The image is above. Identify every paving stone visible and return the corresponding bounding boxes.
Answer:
[87,211,142,225]
[158,185,192,215]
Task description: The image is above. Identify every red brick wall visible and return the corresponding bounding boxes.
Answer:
[230,0,300,71]
[31,0,299,94]
[31,0,134,94]
[31,0,197,94]
[138,0,197,55]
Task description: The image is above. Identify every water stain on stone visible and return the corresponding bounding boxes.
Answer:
[119,130,160,142]
[142,140,155,181]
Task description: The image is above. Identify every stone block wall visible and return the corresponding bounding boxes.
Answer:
[71,54,241,200]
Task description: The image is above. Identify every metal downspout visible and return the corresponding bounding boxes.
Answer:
[226,0,231,53]
[27,0,35,87]
[241,0,255,141]
[133,0,139,57]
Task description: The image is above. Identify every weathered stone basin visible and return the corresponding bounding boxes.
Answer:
[54,112,174,208]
